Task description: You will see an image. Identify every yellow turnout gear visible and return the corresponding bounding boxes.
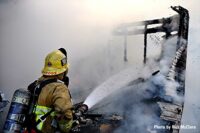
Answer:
[35,76,73,133]
[35,105,56,130]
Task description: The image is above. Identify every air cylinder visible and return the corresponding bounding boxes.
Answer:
[3,89,31,133]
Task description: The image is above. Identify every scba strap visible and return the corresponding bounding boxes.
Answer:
[28,78,58,109]
[35,78,58,96]
[25,79,59,131]
[26,77,72,130]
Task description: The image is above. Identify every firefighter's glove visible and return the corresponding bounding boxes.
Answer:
[58,119,73,133]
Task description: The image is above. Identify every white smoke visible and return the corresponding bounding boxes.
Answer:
[158,37,185,103]
[84,35,186,133]
[85,35,184,108]
[1,0,200,132]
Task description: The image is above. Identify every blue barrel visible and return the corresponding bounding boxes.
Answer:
[3,89,31,133]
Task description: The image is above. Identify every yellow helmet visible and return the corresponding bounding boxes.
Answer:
[42,48,68,76]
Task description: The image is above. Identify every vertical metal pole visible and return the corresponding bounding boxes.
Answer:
[144,24,147,64]
[124,34,128,62]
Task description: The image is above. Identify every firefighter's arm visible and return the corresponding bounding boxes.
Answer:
[52,84,73,119]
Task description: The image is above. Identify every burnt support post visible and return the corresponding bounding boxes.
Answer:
[124,34,128,62]
[144,24,147,64]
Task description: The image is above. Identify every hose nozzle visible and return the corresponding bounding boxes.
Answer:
[77,104,88,114]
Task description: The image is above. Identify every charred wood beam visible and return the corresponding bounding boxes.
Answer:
[113,14,179,36]
[113,25,178,36]
[115,15,177,28]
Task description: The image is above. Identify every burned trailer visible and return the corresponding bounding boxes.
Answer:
[113,6,189,133]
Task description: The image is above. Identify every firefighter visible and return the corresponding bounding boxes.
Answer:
[28,48,73,133]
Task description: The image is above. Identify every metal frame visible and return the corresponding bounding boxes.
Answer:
[113,6,189,65]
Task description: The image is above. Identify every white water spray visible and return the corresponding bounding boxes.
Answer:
[83,66,142,109]
[83,61,159,109]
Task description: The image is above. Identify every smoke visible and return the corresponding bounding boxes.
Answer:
[1,0,200,132]
[158,37,186,103]
[85,35,183,108]
[0,0,144,129]
[85,35,184,133]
